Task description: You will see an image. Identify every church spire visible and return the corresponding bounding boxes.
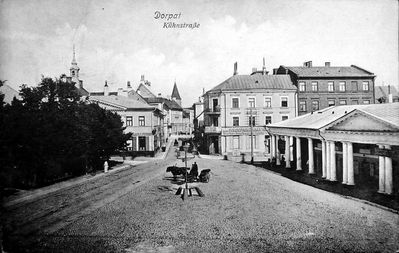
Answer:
[171,80,182,106]
[72,44,77,65]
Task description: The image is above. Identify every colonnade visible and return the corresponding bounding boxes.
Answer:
[269,134,394,195]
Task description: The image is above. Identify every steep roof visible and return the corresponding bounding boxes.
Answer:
[280,65,375,78]
[269,103,399,130]
[171,82,181,100]
[375,86,398,100]
[137,83,156,98]
[0,84,20,104]
[208,74,296,93]
[88,95,154,110]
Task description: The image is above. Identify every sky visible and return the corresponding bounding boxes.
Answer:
[0,0,398,107]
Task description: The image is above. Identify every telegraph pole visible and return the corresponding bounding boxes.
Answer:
[250,108,254,164]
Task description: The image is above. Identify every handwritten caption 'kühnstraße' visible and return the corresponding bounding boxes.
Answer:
[154,11,200,29]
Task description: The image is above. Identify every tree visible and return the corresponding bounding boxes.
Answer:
[0,76,130,189]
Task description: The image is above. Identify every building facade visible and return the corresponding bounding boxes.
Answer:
[88,95,164,157]
[267,103,399,196]
[276,61,375,116]
[203,70,297,161]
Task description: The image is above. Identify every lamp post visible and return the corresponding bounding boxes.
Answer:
[250,108,254,164]
[183,143,189,192]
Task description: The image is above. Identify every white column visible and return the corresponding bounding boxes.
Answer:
[296,137,302,171]
[322,140,326,178]
[308,138,314,174]
[330,141,336,181]
[378,144,385,193]
[326,141,331,180]
[385,145,393,195]
[347,142,354,185]
[290,136,294,162]
[342,142,348,184]
[271,135,276,159]
[276,136,281,165]
[285,136,291,168]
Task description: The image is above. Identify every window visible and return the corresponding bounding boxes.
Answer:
[248,97,256,108]
[328,81,334,92]
[265,116,272,125]
[299,82,306,92]
[352,100,359,105]
[328,100,335,107]
[264,97,271,108]
[249,116,256,126]
[339,100,347,105]
[299,101,307,112]
[281,97,288,108]
[282,116,288,121]
[339,81,346,92]
[127,139,133,151]
[351,81,358,91]
[212,99,218,111]
[233,136,240,149]
[311,81,318,92]
[362,81,369,91]
[233,117,239,126]
[139,116,145,126]
[311,100,319,111]
[126,116,133,126]
[363,100,370,104]
[232,98,239,108]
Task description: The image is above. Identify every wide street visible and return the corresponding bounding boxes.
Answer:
[2,144,399,252]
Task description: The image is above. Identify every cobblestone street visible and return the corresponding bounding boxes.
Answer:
[3,149,399,252]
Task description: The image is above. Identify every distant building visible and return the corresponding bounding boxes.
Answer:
[88,95,164,156]
[375,85,398,103]
[267,103,399,196]
[171,81,182,106]
[203,62,297,161]
[61,45,89,96]
[0,84,20,104]
[275,61,376,115]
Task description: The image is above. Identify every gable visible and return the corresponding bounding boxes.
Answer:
[137,84,156,98]
[326,112,399,132]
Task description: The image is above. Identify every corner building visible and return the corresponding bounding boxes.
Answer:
[203,73,297,161]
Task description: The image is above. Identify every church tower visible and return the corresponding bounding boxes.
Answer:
[70,44,80,87]
[171,80,182,106]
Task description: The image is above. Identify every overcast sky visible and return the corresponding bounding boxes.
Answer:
[0,0,397,107]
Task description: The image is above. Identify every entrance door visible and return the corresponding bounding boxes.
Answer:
[139,136,146,151]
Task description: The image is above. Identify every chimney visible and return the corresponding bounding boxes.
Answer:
[104,80,109,96]
[158,93,162,97]
[79,80,83,89]
[252,67,257,73]
[325,62,331,67]
[303,61,312,68]
[233,62,238,75]
[273,68,277,75]
[140,75,145,83]
[262,57,266,75]
[388,85,393,103]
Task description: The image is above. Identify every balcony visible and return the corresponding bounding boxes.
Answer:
[205,106,221,116]
[204,126,221,134]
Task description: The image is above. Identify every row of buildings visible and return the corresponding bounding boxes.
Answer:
[66,49,194,157]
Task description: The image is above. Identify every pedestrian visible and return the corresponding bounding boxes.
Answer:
[190,162,199,179]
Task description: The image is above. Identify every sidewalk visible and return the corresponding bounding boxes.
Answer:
[4,139,178,207]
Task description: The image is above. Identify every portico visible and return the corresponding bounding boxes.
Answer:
[267,103,399,196]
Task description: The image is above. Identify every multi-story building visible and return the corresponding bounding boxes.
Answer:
[88,95,164,157]
[275,61,376,115]
[203,63,297,161]
[135,77,185,137]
